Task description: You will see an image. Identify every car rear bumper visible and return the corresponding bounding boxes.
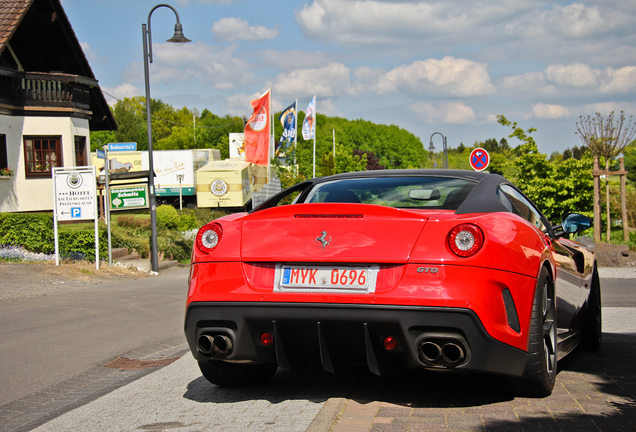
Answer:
[184,302,528,378]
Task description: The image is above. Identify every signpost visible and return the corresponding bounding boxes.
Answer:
[469,148,490,172]
[52,167,99,269]
[108,142,137,151]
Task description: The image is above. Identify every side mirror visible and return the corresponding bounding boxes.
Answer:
[562,213,592,234]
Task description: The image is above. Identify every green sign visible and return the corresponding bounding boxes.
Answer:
[109,186,148,210]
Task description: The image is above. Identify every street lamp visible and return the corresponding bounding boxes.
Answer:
[429,132,448,169]
[142,4,191,272]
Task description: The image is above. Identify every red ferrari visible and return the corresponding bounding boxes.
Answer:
[185,170,600,396]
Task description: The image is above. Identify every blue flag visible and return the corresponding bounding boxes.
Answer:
[276,102,296,160]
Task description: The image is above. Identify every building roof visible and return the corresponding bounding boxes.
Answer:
[0,0,116,130]
[0,0,31,53]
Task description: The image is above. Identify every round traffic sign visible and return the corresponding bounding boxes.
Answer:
[469,148,490,171]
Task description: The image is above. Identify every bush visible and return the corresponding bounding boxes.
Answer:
[177,211,198,231]
[158,230,192,262]
[156,205,179,230]
[0,213,54,253]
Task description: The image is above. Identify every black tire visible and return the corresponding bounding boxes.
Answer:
[198,361,277,387]
[580,266,602,351]
[516,267,557,397]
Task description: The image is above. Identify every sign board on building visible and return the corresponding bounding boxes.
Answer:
[109,186,149,210]
[108,142,137,151]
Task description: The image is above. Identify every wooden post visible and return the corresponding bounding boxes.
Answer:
[620,157,629,242]
[593,156,601,243]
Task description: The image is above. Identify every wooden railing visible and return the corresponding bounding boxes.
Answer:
[0,68,96,111]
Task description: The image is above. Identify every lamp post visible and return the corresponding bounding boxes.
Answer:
[143,4,191,272]
[429,132,448,169]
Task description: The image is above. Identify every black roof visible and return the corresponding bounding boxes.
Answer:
[255,169,516,215]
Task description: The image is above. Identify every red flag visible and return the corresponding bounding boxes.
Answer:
[244,89,270,166]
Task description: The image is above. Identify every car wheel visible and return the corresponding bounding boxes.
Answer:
[516,267,557,397]
[580,266,602,351]
[198,361,277,387]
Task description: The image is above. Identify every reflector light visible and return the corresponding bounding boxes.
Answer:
[448,224,484,257]
[383,336,398,351]
[196,223,223,254]
[260,332,274,346]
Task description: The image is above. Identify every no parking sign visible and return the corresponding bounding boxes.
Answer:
[469,148,490,171]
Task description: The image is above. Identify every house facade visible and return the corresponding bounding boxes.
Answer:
[0,0,116,212]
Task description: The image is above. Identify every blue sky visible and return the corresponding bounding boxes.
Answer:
[62,0,636,155]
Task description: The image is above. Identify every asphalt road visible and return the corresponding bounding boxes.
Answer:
[600,277,636,307]
[0,266,189,407]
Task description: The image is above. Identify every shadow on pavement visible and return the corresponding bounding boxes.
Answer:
[184,332,636,430]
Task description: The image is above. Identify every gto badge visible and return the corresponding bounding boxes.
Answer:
[417,267,439,274]
[316,231,331,250]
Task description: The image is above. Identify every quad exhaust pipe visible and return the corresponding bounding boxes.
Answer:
[417,336,467,368]
[197,334,234,358]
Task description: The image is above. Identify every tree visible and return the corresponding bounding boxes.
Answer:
[497,115,593,223]
[576,111,636,243]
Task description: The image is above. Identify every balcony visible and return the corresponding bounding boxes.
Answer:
[0,68,95,114]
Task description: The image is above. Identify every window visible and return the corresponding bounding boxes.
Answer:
[23,136,62,178]
[0,135,7,170]
[497,184,547,231]
[303,177,477,210]
[74,136,87,166]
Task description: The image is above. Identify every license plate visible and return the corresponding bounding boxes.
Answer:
[274,264,379,293]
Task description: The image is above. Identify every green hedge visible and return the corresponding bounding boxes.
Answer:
[0,210,205,262]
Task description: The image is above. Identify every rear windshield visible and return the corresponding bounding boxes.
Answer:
[302,177,477,210]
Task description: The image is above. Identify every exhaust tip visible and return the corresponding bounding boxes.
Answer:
[197,334,215,355]
[211,334,234,357]
[441,342,465,366]
[197,334,234,358]
[418,341,442,364]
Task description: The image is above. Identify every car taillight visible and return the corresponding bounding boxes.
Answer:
[448,224,484,257]
[196,223,223,254]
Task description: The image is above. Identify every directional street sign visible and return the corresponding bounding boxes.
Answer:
[108,142,137,151]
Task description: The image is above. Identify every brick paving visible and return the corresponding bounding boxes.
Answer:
[322,308,636,432]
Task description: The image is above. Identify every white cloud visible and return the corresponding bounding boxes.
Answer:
[373,57,495,97]
[544,63,599,88]
[530,103,571,120]
[410,102,475,124]
[600,66,636,94]
[543,3,608,39]
[125,42,254,90]
[101,83,140,105]
[295,0,542,47]
[211,17,278,42]
[269,63,353,99]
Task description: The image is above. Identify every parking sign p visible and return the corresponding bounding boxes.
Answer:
[71,207,81,218]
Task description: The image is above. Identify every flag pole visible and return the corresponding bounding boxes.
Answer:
[294,99,298,173]
[312,96,317,178]
[268,89,272,180]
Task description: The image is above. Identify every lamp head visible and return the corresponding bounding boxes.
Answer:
[167,22,191,46]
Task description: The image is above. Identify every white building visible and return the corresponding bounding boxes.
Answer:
[0,0,116,212]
